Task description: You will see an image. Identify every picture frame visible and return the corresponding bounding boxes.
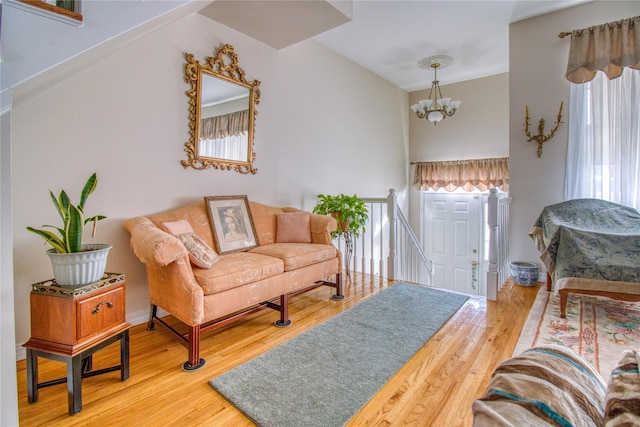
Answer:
[205,195,258,254]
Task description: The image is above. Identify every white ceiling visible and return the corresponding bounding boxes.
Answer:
[313,0,591,91]
[204,0,590,92]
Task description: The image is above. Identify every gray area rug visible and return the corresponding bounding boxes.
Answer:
[209,283,469,427]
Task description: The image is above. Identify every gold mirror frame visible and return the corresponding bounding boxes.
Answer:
[181,44,261,174]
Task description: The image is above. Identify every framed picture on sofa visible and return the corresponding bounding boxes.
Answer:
[205,195,258,254]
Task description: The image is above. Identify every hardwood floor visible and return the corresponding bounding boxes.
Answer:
[16,275,541,426]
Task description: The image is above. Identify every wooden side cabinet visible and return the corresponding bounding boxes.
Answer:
[23,273,131,415]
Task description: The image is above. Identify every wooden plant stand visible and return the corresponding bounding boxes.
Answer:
[23,273,131,415]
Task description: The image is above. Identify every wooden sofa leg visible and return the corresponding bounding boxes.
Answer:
[147,304,157,330]
[182,325,206,372]
[274,294,292,327]
[331,272,344,300]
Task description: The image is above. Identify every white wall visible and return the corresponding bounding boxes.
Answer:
[1,0,194,111]
[1,108,18,426]
[407,72,510,233]
[508,1,640,270]
[10,13,408,351]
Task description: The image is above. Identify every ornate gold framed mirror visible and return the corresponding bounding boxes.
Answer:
[181,44,261,174]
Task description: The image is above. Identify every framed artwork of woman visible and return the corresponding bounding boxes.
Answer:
[205,195,258,254]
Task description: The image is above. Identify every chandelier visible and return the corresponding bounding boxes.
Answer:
[411,55,461,124]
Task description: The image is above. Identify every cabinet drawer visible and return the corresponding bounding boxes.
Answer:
[77,285,125,341]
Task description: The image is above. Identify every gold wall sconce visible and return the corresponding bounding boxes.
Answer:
[524,102,563,158]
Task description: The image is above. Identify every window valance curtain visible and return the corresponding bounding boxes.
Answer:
[565,15,640,83]
[200,109,249,139]
[413,157,509,192]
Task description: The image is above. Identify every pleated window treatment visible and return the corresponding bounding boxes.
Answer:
[412,157,509,192]
[565,15,640,83]
[200,109,249,139]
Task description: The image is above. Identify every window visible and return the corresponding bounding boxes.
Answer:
[17,0,82,22]
[564,67,640,209]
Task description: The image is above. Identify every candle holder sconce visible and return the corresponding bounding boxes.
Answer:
[524,102,563,158]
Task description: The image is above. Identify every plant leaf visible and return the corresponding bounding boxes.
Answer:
[79,173,98,211]
[84,215,106,225]
[58,190,71,223]
[26,227,67,253]
[66,204,84,252]
[49,190,65,222]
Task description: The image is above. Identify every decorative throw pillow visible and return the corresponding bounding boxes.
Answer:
[177,233,220,268]
[162,220,219,268]
[276,212,312,243]
[162,219,194,236]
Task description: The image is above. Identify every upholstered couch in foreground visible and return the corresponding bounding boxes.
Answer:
[125,200,342,371]
[472,345,640,426]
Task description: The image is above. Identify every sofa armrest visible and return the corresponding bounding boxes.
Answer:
[310,213,338,244]
[282,207,337,245]
[123,216,189,267]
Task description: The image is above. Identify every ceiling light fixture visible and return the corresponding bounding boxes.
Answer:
[411,55,461,124]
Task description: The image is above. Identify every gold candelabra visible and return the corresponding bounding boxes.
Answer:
[524,102,563,158]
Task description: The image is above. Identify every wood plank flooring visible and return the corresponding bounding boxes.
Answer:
[16,275,541,426]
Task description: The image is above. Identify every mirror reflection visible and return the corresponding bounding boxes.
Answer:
[182,44,261,174]
[199,74,250,162]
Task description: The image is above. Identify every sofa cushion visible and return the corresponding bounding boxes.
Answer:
[472,345,607,427]
[276,212,312,243]
[604,349,640,426]
[192,252,284,295]
[249,243,337,271]
[162,220,219,268]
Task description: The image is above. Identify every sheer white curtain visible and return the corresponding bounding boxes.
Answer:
[564,68,640,208]
[199,134,248,161]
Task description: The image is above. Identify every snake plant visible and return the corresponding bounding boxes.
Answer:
[27,173,106,253]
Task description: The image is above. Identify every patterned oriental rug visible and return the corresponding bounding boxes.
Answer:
[514,286,640,379]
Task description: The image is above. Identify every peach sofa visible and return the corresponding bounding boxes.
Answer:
[124,200,342,371]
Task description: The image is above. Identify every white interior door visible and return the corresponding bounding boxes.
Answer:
[422,192,482,295]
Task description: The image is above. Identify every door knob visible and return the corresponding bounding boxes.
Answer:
[471,261,478,266]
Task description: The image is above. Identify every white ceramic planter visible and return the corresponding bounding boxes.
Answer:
[46,244,112,286]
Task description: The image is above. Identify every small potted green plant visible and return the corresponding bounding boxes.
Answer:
[27,173,110,286]
[313,193,368,280]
